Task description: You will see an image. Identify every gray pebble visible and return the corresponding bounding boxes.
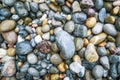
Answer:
[92,22,103,34]
[64,21,75,33]
[4,0,16,6]
[95,0,103,10]
[97,47,107,56]
[0,8,11,18]
[20,62,29,73]
[99,8,106,23]
[28,67,39,77]
[110,64,117,79]
[109,55,119,64]
[100,56,110,69]
[39,3,49,12]
[27,53,38,64]
[30,2,38,12]
[39,69,47,76]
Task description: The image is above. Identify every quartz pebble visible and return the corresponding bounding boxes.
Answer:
[0,48,6,58]
[50,54,62,65]
[92,22,103,34]
[27,53,38,64]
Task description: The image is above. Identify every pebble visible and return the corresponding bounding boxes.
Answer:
[62,6,71,14]
[116,32,120,46]
[97,47,107,56]
[0,48,6,58]
[2,55,15,63]
[95,0,103,10]
[72,1,81,12]
[109,55,119,64]
[55,27,75,59]
[30,2,38,12]
[34,35,42,44]
[85,17,97,28]
[51,42,59,52]
[118,63,120,75]
[103,24,117,36]
[28,67,39,77]
[84,70,94,80]
[85,43,99,62]
[72,12,87,24]
[73,55,81,64]
[50,54,62,65]
[56,0,65,4]
[27,53,38,64]
[73,24,87,37]
[39,3,49,12]
[0,20,16,32]
[58,62,66,72]
[41,25,50,33]
[113,0,120,6]
[7,48,16,57]
[110,64,117,79]
[0,8,11,18]
[81,0,94,8]
[99,8,106,23]
[2,31,17,45]
[90,33,107,45]
[2,60,16,77]
[4,0,16,6]
[74,38,83,51]
[15,41,33,55]
[69,62,85,74]
[20,62,29,73]
[92,22,103,34]
[92,65,104,79]
[42,32,50,40]
[115,17,120,31]
[103,2,112,12]
[64,21,75,33]
[105,16,115,24]
[100,56,110,69]
[84,8,95,17]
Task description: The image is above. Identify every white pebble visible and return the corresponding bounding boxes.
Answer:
[34,35,42,44]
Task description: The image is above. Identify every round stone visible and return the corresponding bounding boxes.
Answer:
[27,53,38,64]
[7,48,16,57]
[50,54,62,65]
[72,1,81,12]
[41,25,50,33]
[4,0,16,6]
[97,47,107,56]
[92,65,104,79]
[85,17,96,28]
[92,22,103,34]
[74,38,83,51]
[34,35,42,44]
[109,55,119,64]
[0,20,16,32]
[103,24,117,36]
[15,41,33,55]
[64,21,75,33]
[105,16,115,24]
[28,67,39,77]
[99,8,106,23]
[95,0,103,10]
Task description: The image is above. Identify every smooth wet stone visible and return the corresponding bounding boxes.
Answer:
[64,21,75,33]
[27,53,38,64]
[84,70,95,80]
[4,0,16,6]
[103,24,117,36]
[73,24,87,37]
[110,64,117,79]
[99,8,106,23]
[50,54,62,65]
[115,17,120,31]
[109,55,119,64]
[55,27,75,59]
[58,62,66,72]
[28,67,39,77]
[81,0,94,8]
[39,3,49,12]
[84,8,95,17]
[95,0,103,10]
[14,2,28,17]
[85,17,96,28]
[0,8,11,18]
[30,2,38,12]
[0,20,16,32]
[72,12,87,24]
[90,33,107,45]
[0,48,6,58]
[92,65,104,79]
[42,32,50,40]
[73,55,81,64]
[82,60,97,70]
[20,63,29,73]
[113,1,120,6]
[2,60,16,77]
[51,19,62,27]
[40,69,47,76]
[41,25,50,33]
[85,43,99,62]
[97,47,107,56]
[92,22,103,34]
[54,14,64,21]
[7,48,16,57]
[16,41,33,55]
[70,62,85,74]
[100,56,110,69]
[72,1,81,12]
[74,38,83,51]
[2,31,17,45]
[105,16,115,24]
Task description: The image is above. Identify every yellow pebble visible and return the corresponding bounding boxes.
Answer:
[111,6,120,15]
[86,29,92,37]
[66,15,71,21]
[18,62,23,67]
[42,19,48,26]
[85,17,96,28]
[50,29,54,35]
[58,62,66,72]
[7,48,16,57]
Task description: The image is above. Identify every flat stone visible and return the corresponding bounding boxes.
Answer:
[100,56,110,69]
[28,67,39,77]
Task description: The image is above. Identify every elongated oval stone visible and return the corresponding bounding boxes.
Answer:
[55,27,75,59]
[99,8,106,23]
